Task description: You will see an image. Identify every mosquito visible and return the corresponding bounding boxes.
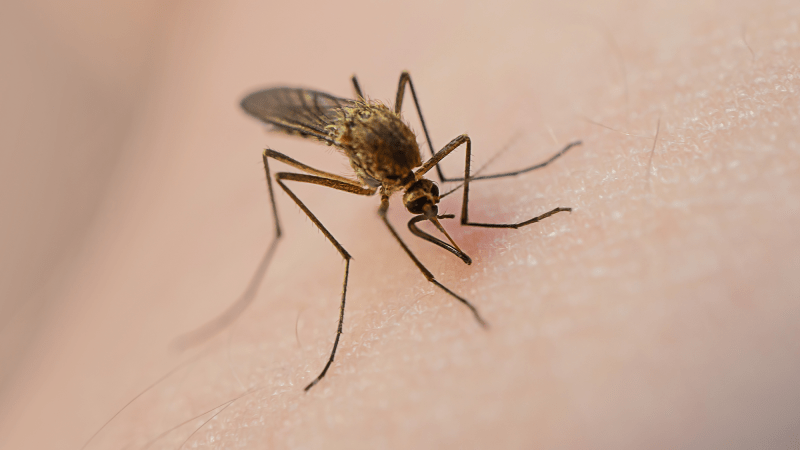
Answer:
[180,72,580,391]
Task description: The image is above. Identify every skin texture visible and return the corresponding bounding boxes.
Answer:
[1,0,799,449]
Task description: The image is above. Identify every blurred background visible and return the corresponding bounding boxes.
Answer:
[2,0,798,449]
[0,0,178,405]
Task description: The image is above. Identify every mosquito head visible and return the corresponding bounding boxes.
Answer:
[403,179,440,216]
[403,179,472,265]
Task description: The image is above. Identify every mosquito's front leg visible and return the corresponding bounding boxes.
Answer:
[393,71,581,185]
[415,134,572,229]
[447,140,582,183]
[454,137,573,229]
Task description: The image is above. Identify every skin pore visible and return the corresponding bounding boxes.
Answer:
[1,0,798,449]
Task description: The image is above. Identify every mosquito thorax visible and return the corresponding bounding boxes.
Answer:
[403,178,440,215]
[330,101,422,191]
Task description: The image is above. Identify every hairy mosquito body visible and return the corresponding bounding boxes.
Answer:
[180,72,581,391]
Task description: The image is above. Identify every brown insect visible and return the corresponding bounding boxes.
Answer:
[178,72,580,391]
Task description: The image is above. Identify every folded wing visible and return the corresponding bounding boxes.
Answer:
[241,87,355,145]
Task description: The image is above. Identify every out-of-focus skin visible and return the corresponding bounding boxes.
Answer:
[1,0,799,449]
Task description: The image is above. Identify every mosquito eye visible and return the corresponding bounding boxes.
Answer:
[407,197,427,214]
[431,184,439,197]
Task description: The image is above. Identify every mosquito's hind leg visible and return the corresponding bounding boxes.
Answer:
[378,196,487,328]
[259,151,375,390]
[174,148,375,391]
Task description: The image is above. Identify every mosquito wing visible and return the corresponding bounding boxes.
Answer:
[241,87,355,145]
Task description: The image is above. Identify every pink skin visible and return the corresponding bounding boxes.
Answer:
[2,1,799,449]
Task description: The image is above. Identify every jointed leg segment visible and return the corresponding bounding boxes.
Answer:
[390,71,581,184]
[415,134,573,229]
[262,149,376,391]
[378,196,488,327]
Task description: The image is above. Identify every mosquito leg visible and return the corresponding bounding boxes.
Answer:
[415,135,572,229]
[455,137,572,229]
[259,156,375,390]
[275,174,372,391]
[414,133,470,179]
[175,147,373,390]
[172,147,365,350]
[394,71,580,184]
[462,206,572,229]
[393,71,449,183]
[378,196,487,327]
[264,148,361,184]
[444,140,582,183]
[351,75,364,100]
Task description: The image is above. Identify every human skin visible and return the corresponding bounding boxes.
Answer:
[2,0,799,449]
